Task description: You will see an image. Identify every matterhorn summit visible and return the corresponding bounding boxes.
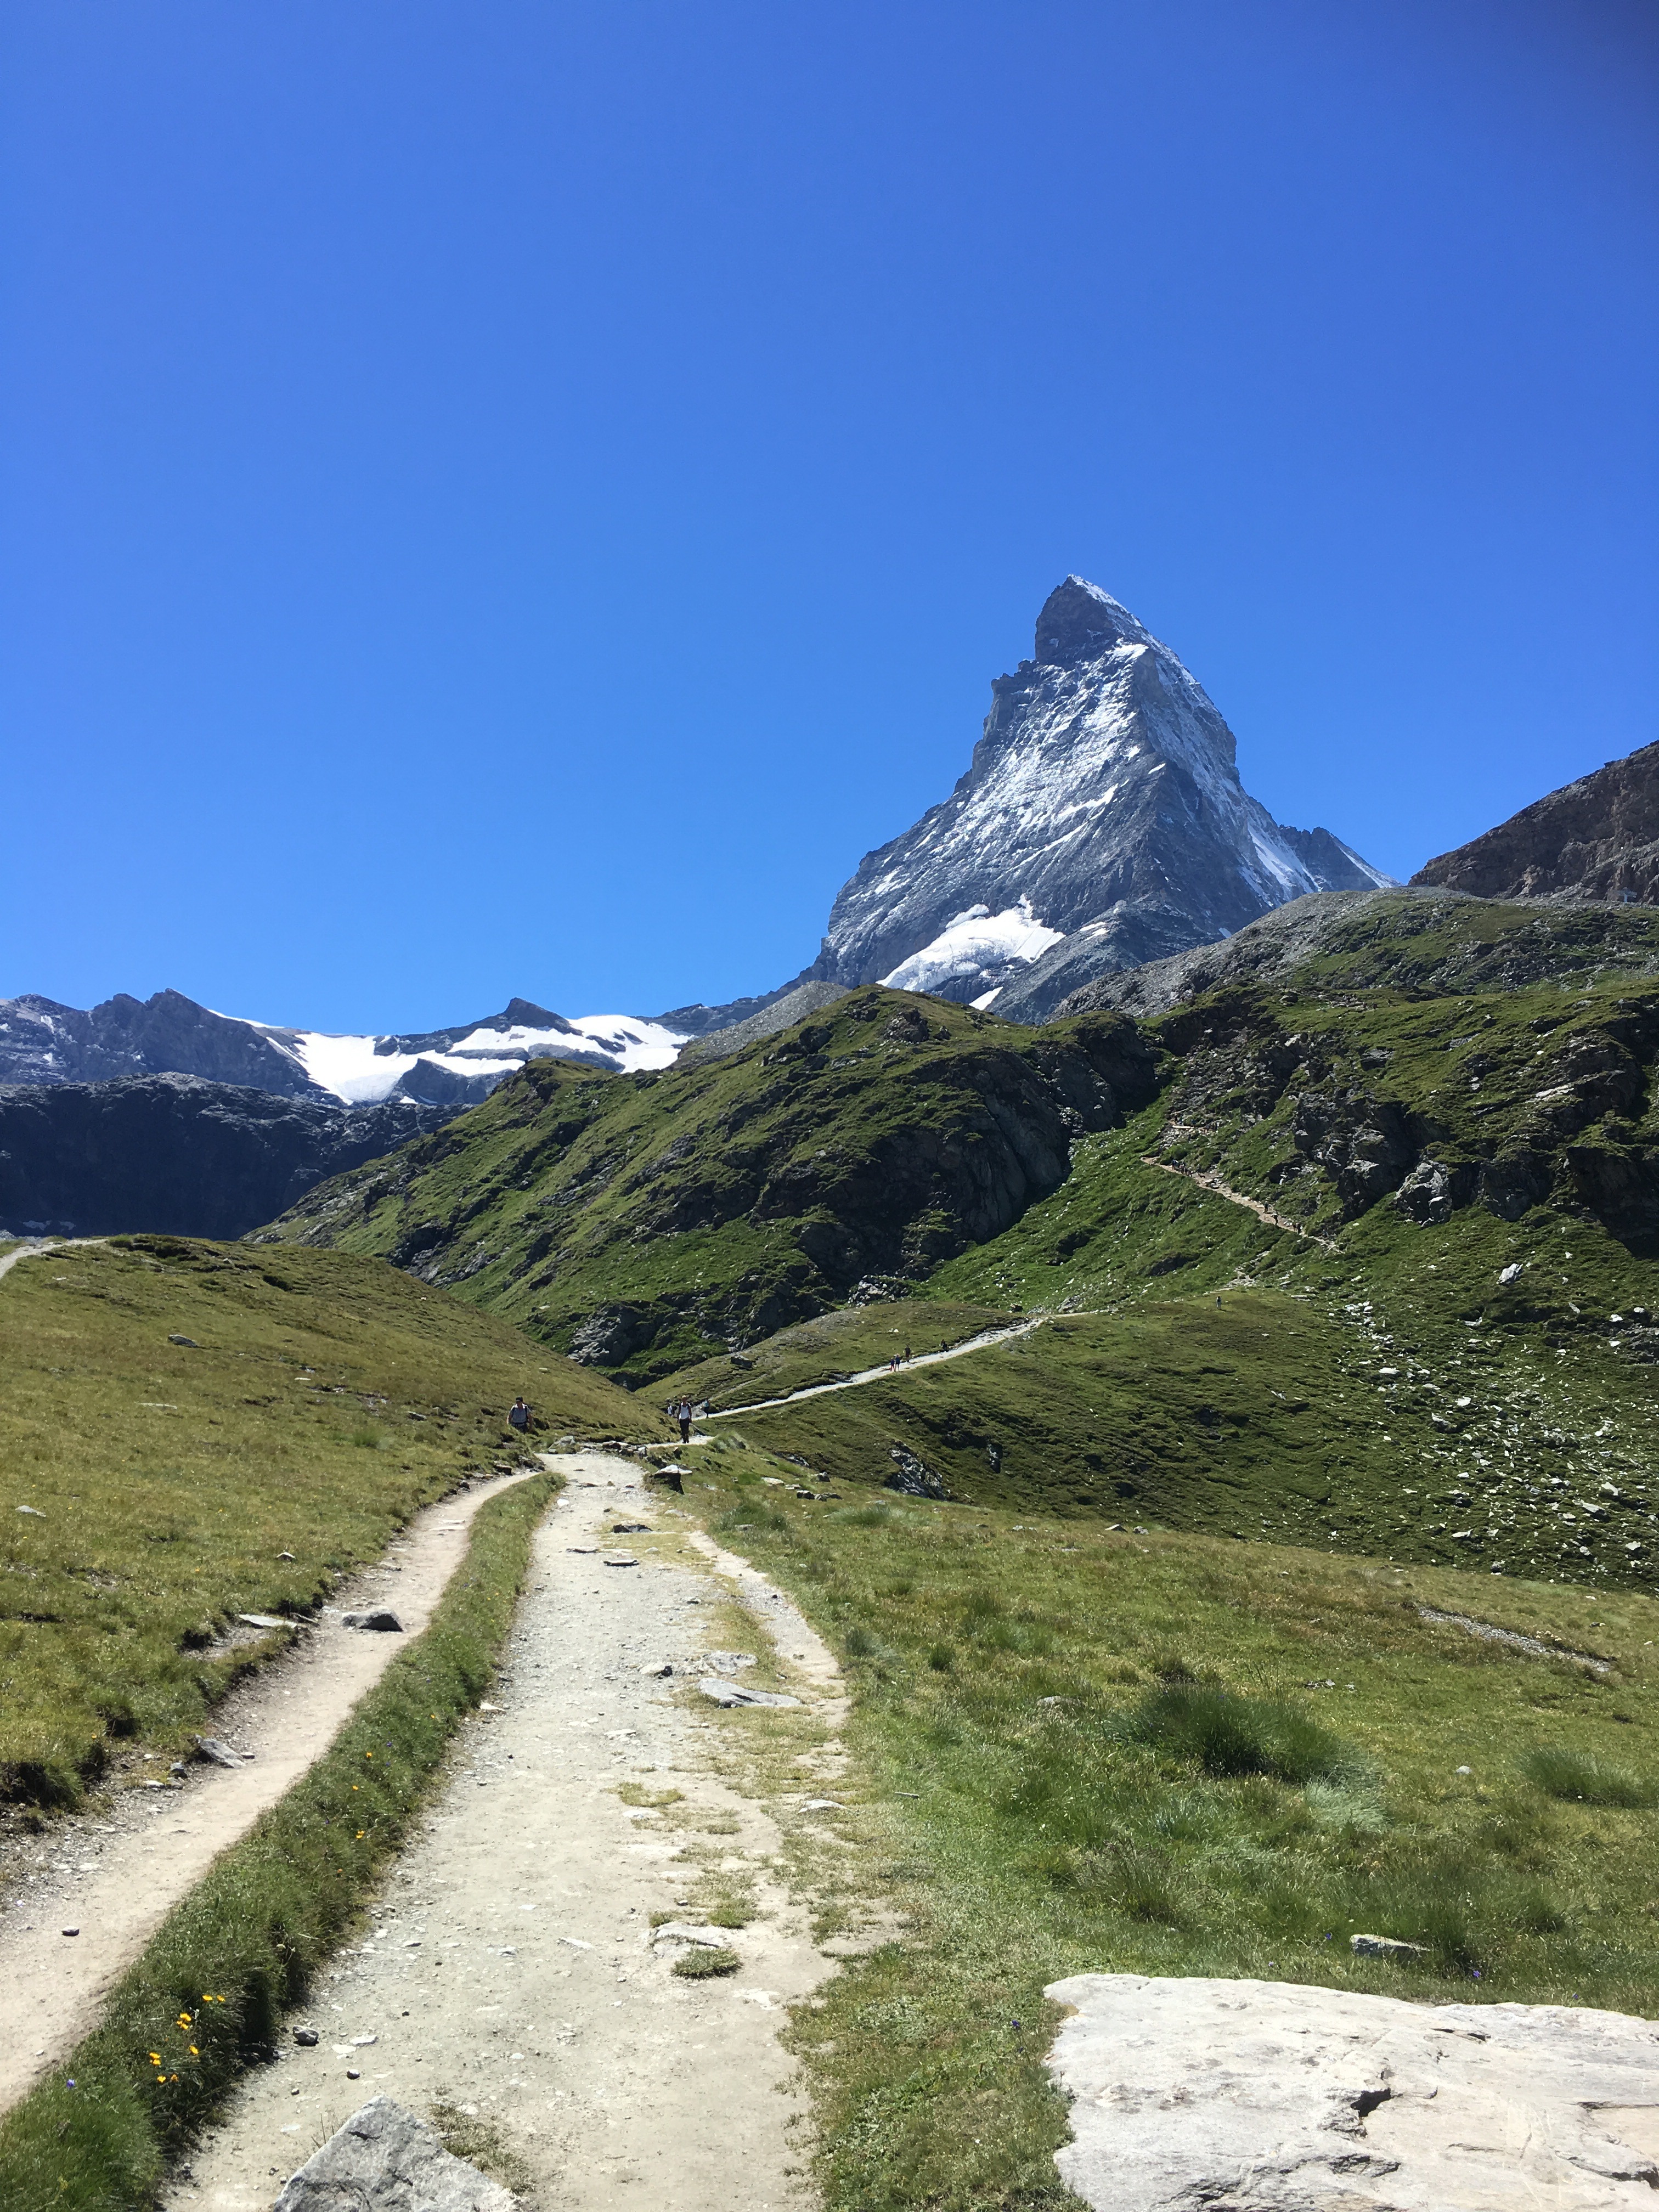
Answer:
[806,577,1390,1018]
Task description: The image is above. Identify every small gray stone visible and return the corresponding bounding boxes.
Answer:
[274,2097,514,2211]
[15,1504,46,1518]
[292,2027,319,2046]
[192,1735,245,1769]
[168,1334,199,1347]
[236,1613,292,1630]
[341,1610,404,1632]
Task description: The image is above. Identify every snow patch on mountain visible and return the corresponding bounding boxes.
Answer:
[879,900,1064,997]
[255,1013,685,1104]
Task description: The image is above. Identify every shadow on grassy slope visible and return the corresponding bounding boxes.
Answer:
[0,1474,555,2212]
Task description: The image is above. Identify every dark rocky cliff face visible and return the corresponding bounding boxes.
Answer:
[0,1076,453,1239]
[0,989,331,1097]
[1411,741,1659,906]
[801,577,1389,1019]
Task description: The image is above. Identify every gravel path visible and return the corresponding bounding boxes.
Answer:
[165,1452,846,2211]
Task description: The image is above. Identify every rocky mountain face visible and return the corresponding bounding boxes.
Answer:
[801,577,1390,1022]
[0,1076,450,1239]
[0,989,683,1105]
[1411,740,1659,907]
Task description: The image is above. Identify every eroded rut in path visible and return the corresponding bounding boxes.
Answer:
[166,1454,848,2212]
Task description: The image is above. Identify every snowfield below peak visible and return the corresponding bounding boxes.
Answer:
[879,901,1064,1002]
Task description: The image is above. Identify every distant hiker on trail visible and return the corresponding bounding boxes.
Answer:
[903,1344,912,1363]
[675,1396,693,1443]
[508,1396,531,1436]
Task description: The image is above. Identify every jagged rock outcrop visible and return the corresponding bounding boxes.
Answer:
[0,1074,450,1238]
[802,577,1389,1018]
[1413,740,1659,906]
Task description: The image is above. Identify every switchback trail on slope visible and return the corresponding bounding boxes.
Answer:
[699,1317,1041,1420]
[166,1453,847,2212]
[0,1470,541,2117]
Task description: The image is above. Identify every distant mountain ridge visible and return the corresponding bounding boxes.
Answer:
[0,988,685,1105]
[799,577,1390,1020]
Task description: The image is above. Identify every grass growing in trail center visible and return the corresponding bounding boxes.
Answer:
[687,1437,1659,2211]
[0,1236,652,1810]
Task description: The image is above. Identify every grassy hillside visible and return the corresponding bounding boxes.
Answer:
[0,1237,652,1808]
[684,1437,1659,2209]
[672,902,1658,1593]
[259,990,1155,1387]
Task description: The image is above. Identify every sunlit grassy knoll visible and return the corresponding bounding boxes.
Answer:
[653,1299,1014,1410]
[0,1235,653,1809]
[687,1435,1659,2211]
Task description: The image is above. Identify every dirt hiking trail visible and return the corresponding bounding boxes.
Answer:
[165,1452,848,2211]
[0,1469,541,2116]
[700,1316,1040,1418]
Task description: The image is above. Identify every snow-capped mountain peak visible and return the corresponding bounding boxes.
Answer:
[805,577,1391,1018]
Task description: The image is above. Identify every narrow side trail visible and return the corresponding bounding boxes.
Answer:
[0,1237,67,1280]
[1141,1153,1342,1251]
[701,1317,1040,1418]
[0,1470,540,2116]
[166,1454,845,2212]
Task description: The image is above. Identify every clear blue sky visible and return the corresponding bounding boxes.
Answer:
[4,2,1655,1031]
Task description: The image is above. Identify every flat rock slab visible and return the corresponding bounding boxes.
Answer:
[1046,1972,1659,2210]
[341,1609,404,1632]
[274,2094,514,2211]
[698,1675,800,1708]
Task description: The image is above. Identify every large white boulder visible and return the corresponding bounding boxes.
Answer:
[1045,1972,1659,2209]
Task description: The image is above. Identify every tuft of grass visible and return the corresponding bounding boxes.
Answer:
[429,2095,536,2198]
[707,1900,754,1928]
[672,1945,741,1978]
[1124,1683,1357,1785]
[0,1474,555,2212]
[1524,1746,1654,1807]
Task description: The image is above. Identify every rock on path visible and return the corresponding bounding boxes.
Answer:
[166,1453,838,2212]
[1046,1971,1659,2209]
